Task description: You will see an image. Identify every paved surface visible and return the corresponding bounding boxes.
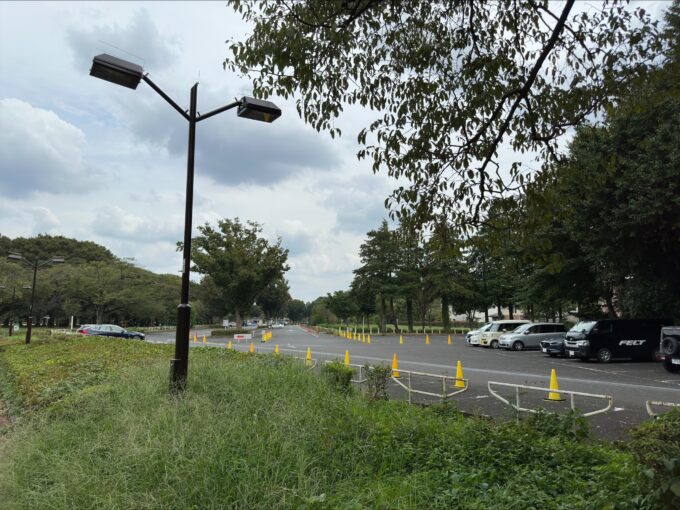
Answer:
[146,326,680,440]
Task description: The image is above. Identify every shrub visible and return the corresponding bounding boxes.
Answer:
[321,361,353,395]
[365,364,391,402]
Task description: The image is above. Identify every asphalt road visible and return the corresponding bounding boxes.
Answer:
[146,326,680,440]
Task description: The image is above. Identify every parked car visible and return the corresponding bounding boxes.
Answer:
[466,323,492,346]
[540,338,566,357]
[499,322,567,351]
[78,324,145,340]
[271,322,284,329]
[564,319,667,363]
[659,326,680,373]
[479,320,530,348]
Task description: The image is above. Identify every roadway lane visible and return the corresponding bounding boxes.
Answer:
[146,325,680,439]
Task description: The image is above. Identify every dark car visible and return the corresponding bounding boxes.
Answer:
[78,324,145,340]
[540,338,566,357]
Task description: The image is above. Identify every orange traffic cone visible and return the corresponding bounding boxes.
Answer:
[249,342,255,353]
[344,350,350,367]
[399,334,403,345]
[227,340,233,349]
[447,334,452,345]
[546,368,564,401]
[306,347,312,366]
[392,353,400,378]
[202,335,207,344]
[455,360,465,388]
[193,333,197,343]
[275,344,280,356]
[426,334,430,345]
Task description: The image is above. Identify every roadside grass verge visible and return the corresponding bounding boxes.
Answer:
[0,335,667,509]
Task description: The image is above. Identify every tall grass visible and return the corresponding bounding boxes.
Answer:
[0,343,658,509]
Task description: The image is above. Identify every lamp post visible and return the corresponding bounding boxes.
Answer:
[7,253,65,344]
[89,53,282,392]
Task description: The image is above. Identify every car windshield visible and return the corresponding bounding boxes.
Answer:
[512,323,532,333]
[569,321,597,333]
[478,323,492,332]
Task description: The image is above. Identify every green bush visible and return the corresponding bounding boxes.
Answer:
[320,361,353,395]
[365,364,391,402]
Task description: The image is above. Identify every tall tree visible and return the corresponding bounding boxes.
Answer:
[257,277,291,320]
[188,219,289,327]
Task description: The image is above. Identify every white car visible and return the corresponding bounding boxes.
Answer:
[271,323,284,329]
[479,320,531,348]
[466,323,492,346]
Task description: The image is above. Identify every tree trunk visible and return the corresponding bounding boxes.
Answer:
[484,307,489,323]
[389,297,399,333]
[96,306,104,325]
[441,295,450,332]
[508,303,514,320]
[379,296,386,333]
[558,304,563,322]
[406,298,414,333]
[605,293,618,318]
[497,304,502,319]
[235,306,242,328]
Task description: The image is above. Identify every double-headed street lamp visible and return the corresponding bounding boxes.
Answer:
[7,253,65,344]
[89,53,282,392]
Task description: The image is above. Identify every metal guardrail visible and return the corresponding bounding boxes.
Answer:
[293,356,318,369]
[487,381,614,417]
[391,369,468,404]
[645,400,680,418]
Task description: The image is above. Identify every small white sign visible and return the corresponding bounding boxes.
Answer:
[234,334,252,340]
[222,320,229,327]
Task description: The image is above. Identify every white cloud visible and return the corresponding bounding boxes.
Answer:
[0,98,97,197]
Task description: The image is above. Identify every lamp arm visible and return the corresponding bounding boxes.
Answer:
[142,75,191,121]
[196,101,240,123]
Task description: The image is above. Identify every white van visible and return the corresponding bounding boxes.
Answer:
[479,320,530,348]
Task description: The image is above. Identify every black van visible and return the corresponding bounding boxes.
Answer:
[564,319,667,363]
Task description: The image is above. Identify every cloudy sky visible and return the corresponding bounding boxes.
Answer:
[0,1,400,301]
[0,1,671,302]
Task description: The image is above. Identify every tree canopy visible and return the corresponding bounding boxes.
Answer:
[188,219,290,327]
[227,0,665,227]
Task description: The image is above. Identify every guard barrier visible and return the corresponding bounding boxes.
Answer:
[487,381,613,417]
[391,369,468,404]
[323,361,368,383]
[645,400,680,418]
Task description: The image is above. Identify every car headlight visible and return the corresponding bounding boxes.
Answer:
[576,340,589,347]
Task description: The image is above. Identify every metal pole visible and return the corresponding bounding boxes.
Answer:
[26,261,38,345]
[170,83,198,392]
[9,286,16,336]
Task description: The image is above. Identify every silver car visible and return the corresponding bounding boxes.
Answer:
[499,322,567,351]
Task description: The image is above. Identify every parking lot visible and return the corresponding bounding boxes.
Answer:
[146,326,680,439]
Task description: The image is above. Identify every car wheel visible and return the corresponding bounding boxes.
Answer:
[661,336,679,356]
[596,348,612,363]
[512,341,524,351]
[490,340,499,349]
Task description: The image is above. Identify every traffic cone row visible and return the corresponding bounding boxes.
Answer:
[262,330,272,342]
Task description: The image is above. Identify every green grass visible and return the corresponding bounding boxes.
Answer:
[0,335,668,509]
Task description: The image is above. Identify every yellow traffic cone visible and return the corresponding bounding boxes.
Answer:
[275,344,280,356]
[344,349,350,367]
[399,334,403,345]
[306,347,312,366]
[202,335,207,344]
[193,333,197,343]
[392,353,400,378]
[426,334,430,345]
[448,334,452,345]
[367,335,371,345]
[249,342,255,353]
[455,360,465,388]
[227,340,233,349]
[546,368,564,401]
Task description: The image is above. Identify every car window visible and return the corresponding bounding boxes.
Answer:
[593,321,613,334]
[569,321,596,333]
[111,326,124,333]
[553,324,566,332]
[511,323,530,333]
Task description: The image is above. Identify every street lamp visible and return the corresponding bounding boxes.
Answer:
[7,253,65,344]
[90,53,282,392]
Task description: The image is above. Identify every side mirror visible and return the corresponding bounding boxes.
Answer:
[524,330,530,335]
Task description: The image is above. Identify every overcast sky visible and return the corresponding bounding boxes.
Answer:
[0,1,670,302]
[0,1,403,301]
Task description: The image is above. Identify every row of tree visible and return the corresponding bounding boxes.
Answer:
[0,220,301,328]
[307,8,680,331]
